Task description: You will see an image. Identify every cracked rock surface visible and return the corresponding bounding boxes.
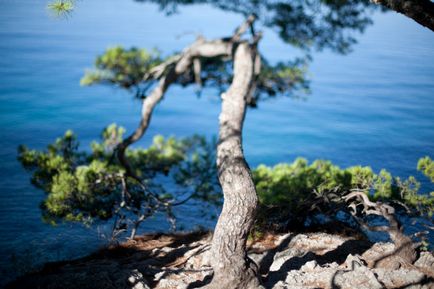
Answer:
[5,231,434,289]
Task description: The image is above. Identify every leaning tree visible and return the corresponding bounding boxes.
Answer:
[74,7,372,287]
[22,0,434,287]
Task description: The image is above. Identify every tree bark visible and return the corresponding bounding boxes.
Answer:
[345,191,417,269]
[205,42,262,289]
[113,17,263,287]
[116,39,233,180]
[372,0,434,32]
[115,15,257,181]
[116,70,174,180]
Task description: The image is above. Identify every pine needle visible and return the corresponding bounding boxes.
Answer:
[47,0,74,17]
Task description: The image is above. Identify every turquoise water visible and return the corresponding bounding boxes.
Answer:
[1,0,434,282]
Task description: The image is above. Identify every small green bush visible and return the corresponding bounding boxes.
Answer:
[253,157,434,231]
[19,130,433,235]
[18,125,220,230]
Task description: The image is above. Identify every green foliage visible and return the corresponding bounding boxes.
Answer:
[91,124,126,158]
[48,0,376,54]
[81,46,163,97]
[18,125,221,230]
[258,58,310,100]
[137,0,375,54]
[48,0,74,17]
[253,158,434,227]
[127,135,187,178]
[253,159,345,207]
[81,46,311,104]
[418,156,434,183]
[19,129,433,235]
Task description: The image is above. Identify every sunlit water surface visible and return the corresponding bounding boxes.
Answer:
[1,0,433,283]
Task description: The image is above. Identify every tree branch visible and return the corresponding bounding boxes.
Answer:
[344,190,418,268]
[116,15,258,184]
[372,0,434,32]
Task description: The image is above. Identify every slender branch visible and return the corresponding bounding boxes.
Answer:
[170,192,196,206]
[372,0,434,32]
[116,69,177,182]
[246,32,262,105]
[115,15,258,184]
[130,213,147,239]
[366,225,391,232]
[193,57,202,87]
[232,14,257,42]
[344,190,418,267]
[345,191,378,208]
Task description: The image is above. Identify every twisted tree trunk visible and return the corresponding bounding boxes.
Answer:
[116,16,257,181]
[345,191,417,269]
[115,17,264,287]
[205,42,263,289]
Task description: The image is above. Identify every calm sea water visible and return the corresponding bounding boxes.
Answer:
[1,0,434,283]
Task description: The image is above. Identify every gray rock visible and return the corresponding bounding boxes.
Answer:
[342,254,365,270]
[300,260,318,271]
[156,269,211,289]
[283,268,337,289]
[127,269,150,289]
[414,251,434,274]
[269,247,305,272]
[373,268,425,289]
[333,266,382,289]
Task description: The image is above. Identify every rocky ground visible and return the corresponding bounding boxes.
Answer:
[5,229,434,289]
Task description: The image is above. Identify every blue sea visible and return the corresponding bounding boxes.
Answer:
[0,0,433,283]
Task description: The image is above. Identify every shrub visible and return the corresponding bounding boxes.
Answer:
[18,125,221,236]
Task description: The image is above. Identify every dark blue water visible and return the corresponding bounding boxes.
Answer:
[1,0,433,283]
